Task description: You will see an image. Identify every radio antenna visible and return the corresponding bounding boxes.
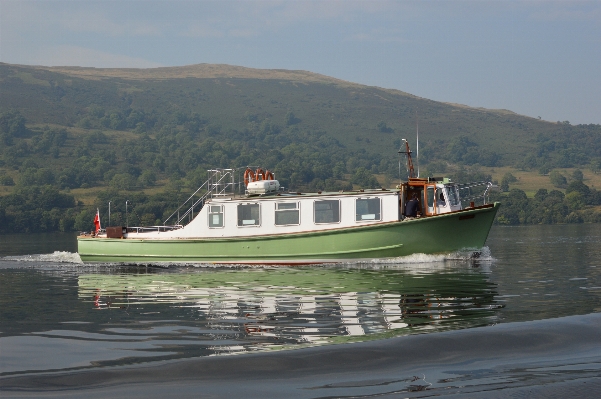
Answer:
[416,111,419,178]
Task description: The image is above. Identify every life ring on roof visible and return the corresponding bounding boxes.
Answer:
[255,168,265,181]
[264,170,274,180]
[244,168,256,186]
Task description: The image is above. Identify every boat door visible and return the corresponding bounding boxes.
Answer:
[425,184,437,216]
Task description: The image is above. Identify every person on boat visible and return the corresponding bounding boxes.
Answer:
[405,193,420,218]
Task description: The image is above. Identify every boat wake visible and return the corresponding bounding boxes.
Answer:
[2,251,83,264]
[1,247,493,269]
[361,246,493,265]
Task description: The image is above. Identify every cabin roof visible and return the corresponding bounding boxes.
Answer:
[208,188,398,203]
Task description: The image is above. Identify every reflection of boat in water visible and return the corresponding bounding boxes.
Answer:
[78,265,501,349]
[77,141,499,264]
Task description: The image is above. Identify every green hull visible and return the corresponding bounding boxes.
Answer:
[78,203,499,264]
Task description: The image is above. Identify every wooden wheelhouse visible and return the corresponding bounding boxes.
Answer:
[398,139,493,218]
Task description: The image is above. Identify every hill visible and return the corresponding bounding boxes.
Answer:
[1,62,600,232]
[1,62,569,161]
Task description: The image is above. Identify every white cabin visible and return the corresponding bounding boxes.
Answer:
[127,190,402,239]
[101,168,493,240]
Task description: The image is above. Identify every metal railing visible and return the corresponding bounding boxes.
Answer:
[126,226,183,234]
[163,168,240,226]
[456,181,497,206]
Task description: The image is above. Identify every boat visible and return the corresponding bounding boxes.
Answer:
[77,141,500,264]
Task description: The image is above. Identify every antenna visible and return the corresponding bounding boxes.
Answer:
[416,111,419,178]
[398,144,401,183]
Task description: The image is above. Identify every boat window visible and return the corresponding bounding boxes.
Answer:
[208,205,224,228]
[427,187,435,209]
[314,200,340,224]
[355,198,381,221]
[446,185,460,206]
[436,188,447,207]
[275,202,300,226]
[237,203,260,227]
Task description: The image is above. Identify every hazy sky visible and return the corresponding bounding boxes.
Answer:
[1,0,600,124]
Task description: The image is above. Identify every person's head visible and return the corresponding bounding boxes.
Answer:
[412,193,418,199]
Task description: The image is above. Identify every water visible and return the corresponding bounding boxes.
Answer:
[1,225,601,397]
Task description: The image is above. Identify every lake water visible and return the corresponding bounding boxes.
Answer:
[1,224,601,398]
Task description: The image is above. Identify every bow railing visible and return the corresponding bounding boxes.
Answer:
[456,181,497,207]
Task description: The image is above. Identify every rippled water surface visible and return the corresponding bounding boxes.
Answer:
[1,224,600,378]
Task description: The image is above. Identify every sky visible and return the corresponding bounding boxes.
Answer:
[1,0,600,125]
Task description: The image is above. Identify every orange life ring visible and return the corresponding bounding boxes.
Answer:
[244,168,256,186]
[264,170,274,180]
[255,168,265,181]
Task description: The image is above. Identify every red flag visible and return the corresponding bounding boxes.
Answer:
[94,209,101,234]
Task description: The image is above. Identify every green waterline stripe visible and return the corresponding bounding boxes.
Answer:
[83,243,404,259]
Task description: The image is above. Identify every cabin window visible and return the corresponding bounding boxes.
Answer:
[427,187,435,209]
[275,202,300,226]
[355,198,381,221]
[436,188,447,207]
[314,200,340,224]
[237,203,260,227]
[447,185,460,206]
[208,205,224,228]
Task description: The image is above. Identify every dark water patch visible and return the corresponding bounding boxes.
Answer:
[2,313,600,398]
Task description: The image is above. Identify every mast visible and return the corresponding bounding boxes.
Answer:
[399,139,416,180]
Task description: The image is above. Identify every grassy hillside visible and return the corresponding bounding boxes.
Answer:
[1,62,600,232]
[1,62,570,161]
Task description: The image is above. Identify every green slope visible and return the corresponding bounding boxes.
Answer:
[1,62,567,163]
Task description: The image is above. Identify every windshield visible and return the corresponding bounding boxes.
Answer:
[446,185,460,206]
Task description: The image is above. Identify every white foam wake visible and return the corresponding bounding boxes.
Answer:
[361,247,494,264]
[3,251,83,264]
[1,248,493,268]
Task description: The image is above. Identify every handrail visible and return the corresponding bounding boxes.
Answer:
[162,179,210,225]
[163,168,239,226]
[456,181,496,206]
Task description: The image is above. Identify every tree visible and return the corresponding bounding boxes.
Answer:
[565,180,591,204]
[495,188,529,225]
[285,111,299,126]
[571,169,584,182]
[110,173,137,190]
[0,175,15,186]
[351,167,379,189]
[500,172,517,192]
[565,191,585,211]
[549,170,567,188]
[446,136,483,164]
[377,121,392,133]
[0,110,28,145]
[138,169,157,187]
[534,188,548,202]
